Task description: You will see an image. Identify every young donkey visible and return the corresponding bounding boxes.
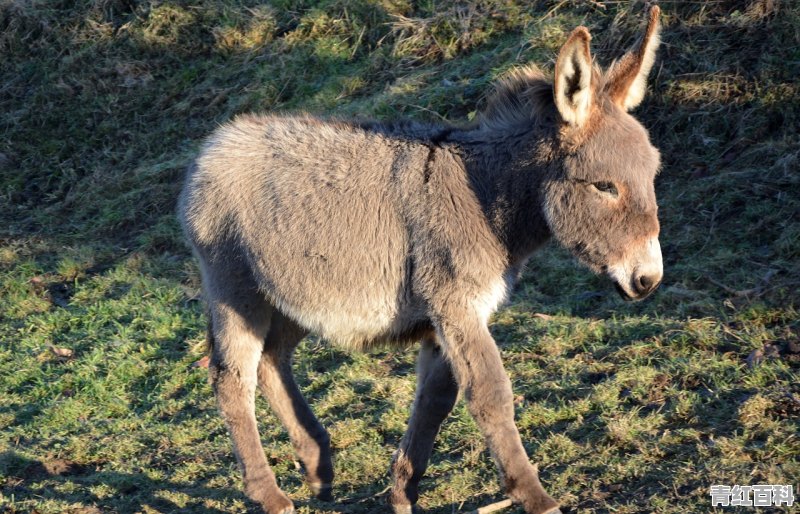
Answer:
[179,7,663,514]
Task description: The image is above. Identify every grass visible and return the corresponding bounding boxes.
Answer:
[1,0,798,513]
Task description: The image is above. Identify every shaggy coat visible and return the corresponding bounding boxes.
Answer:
[179,7,664,514]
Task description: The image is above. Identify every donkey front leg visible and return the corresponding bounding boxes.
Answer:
[390,335,459,513]
[209,301,295,514]
[437,317,561,514]
[258,312,334,502]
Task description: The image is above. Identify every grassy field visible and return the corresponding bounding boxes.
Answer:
[1,0,798,513]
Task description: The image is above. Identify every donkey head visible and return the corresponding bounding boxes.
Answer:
[543,6,663,301]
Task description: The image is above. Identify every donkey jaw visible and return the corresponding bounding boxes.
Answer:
[613,281,636,302]
[607,237,663,302]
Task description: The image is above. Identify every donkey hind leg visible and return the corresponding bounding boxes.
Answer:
[437,316,561,514]
[258,311,334,502]
[208,297,295,514]
[390,336,459,514]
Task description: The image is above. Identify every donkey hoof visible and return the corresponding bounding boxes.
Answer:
[256,494,294,514]
[392,504,416,514]
[259,504,294,514]
[309,482,333,502]
[263,504,294,514]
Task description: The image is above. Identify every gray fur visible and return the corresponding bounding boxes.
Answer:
[179,12,663,514]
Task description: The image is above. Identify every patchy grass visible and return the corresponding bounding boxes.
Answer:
[1,1,798,513]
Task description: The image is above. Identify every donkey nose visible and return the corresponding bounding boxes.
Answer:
[633,272,661,297]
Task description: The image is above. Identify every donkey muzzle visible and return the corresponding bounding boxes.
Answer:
[633,270,662,298]
[609,237,663,302]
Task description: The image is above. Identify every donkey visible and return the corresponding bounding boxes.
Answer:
[179,6,663,514]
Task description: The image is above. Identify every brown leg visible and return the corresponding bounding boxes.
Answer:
[258,312,334,501]
[390,336,459,513]
[436,317,560,514]
[209,299,294,514]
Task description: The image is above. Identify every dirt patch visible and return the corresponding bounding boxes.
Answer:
[14,458,90,479]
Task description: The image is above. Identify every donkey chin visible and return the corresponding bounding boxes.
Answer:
[606,237,664,302]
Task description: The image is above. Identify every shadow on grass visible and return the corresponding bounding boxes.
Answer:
[0,450,240,513]
[0,449,520,514]
[0,403,44,435]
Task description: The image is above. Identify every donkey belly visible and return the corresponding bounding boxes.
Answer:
[244,204,419,349]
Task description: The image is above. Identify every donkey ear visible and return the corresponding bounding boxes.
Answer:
[604,5,661,110]
[554,26,594,127]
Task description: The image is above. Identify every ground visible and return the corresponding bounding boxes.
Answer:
[0,1,798,513]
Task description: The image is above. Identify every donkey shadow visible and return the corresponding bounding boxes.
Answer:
[0,450,523,513]
[0,451,244,513]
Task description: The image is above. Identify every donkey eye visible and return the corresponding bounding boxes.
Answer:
[592,182,619,197]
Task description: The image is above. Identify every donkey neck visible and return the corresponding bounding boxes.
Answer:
[447,125,556,266]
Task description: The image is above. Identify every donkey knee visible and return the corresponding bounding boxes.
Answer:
[463,378,514,424]
[210,364,256,411]
[417,390,457,422]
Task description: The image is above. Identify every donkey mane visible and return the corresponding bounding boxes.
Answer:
[477,65,556,132]
[353,65,557,140]
[477,62,622,139]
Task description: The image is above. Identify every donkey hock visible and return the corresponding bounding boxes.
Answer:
[179,7,663,514]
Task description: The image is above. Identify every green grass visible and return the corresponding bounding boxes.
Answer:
[1,1,798,513]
